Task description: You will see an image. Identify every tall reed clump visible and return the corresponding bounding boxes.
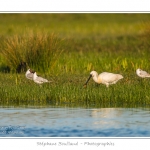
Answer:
[0,31,64,74]
[24,32,64,74]
[0,35,26,72]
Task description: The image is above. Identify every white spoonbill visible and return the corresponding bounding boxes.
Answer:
[25,69,35,80]
[136,68,150,78]
[33,72,52,84]
[84,71,123,87]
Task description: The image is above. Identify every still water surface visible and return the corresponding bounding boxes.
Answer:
[0,107,150,137]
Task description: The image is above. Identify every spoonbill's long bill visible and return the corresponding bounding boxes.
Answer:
[84,71,123,87]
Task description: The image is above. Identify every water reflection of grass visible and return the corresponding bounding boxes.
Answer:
[0,14,150,107]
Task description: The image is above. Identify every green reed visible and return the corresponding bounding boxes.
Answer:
[0,31,64,73]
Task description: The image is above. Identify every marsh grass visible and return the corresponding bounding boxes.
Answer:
[1,33,150,108]
[0,14,150,108]
[1,72,150,108]
[0,31,64,73]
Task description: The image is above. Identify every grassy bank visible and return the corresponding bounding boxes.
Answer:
[1,71,150,108]
[0,13,150,108]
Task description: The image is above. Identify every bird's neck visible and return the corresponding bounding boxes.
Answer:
[93,74,100,83]
[92,73,102,84]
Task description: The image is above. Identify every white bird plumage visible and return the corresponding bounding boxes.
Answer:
[84,71,123,87]
[25,69,34,80]
[136,68,150,78]
[33,72,52,84]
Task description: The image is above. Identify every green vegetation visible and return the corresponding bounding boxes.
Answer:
[0,13,150,108]
[0,32,64,73]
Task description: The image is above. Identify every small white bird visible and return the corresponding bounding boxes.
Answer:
[84,71,123,87]
[33,72,52,84]
[25,69,35,80]
[136,68,150,78]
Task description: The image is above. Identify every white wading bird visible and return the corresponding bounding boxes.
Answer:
[84,71,123,87]
[33,72,52,84]
[136,68,150,78]
[25,69,35,80]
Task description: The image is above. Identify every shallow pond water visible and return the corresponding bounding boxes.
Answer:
[0,107,150,137]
